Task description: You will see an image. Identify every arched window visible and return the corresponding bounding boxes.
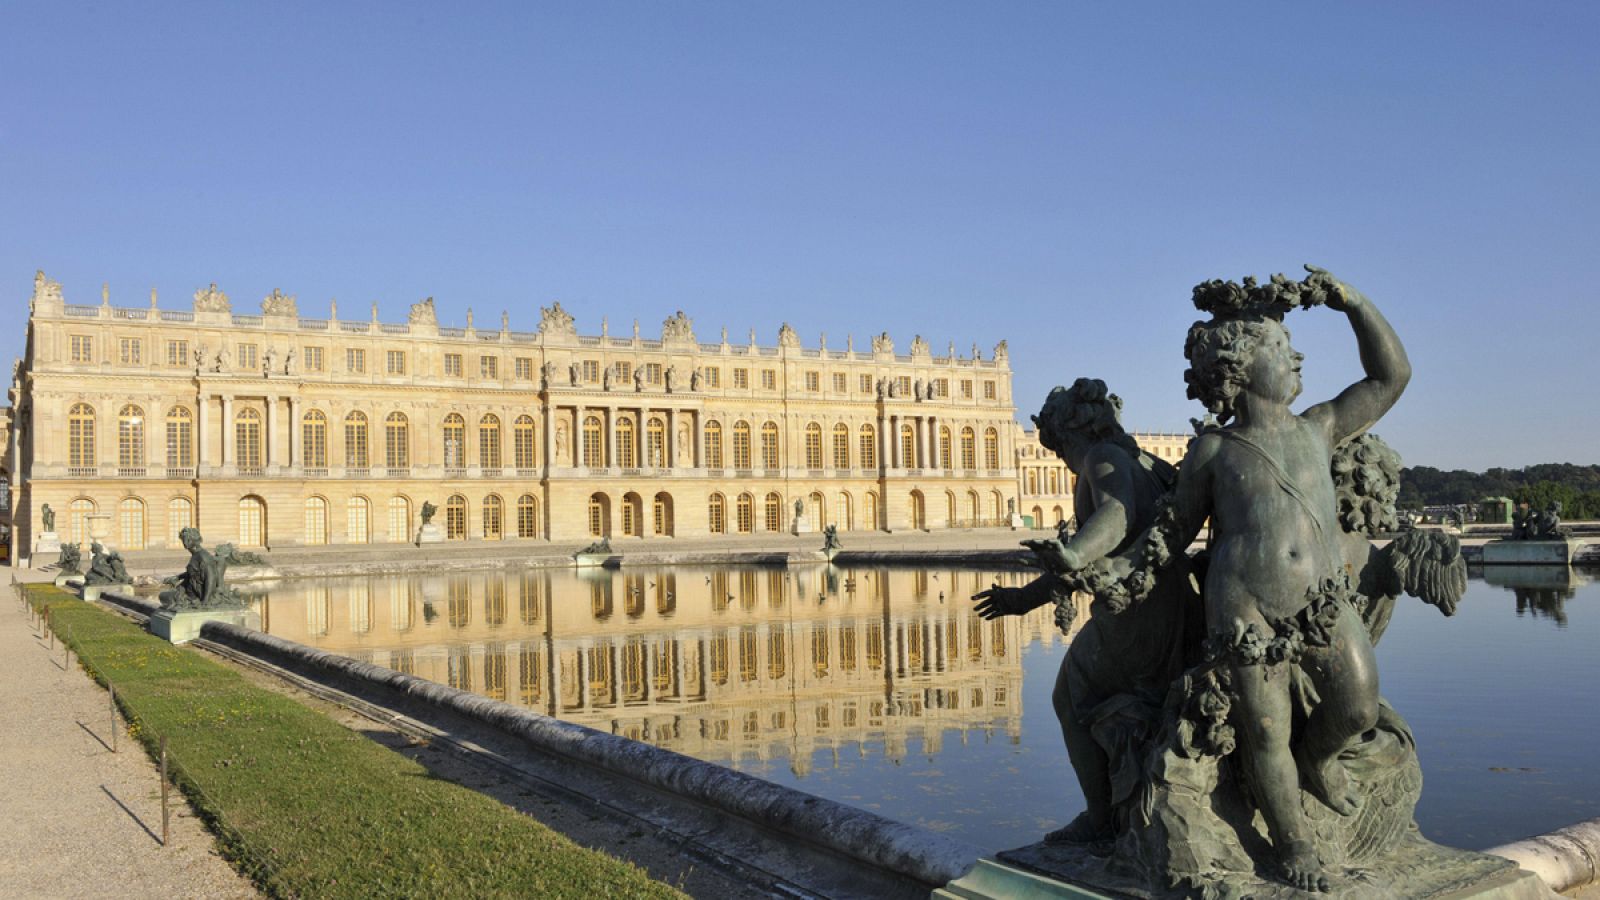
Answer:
[345,411,369,468]
[804,423,823,469]
[837,492,853,531]
[984,427,1000,471]
[760,421,780,469]
[960,427,977,470]
[704,420,723,469]
[117,497,146,549]
[646,418,665,468]
[387,495,410,542]
[968,490,981,521]
[899,423,915,469]
[615,417,636,468]
[809,491,826,529]
[1026,469,1038,494]
[859,424,876,470]
[385,412,409,468]
[167,496,193,546]
[517,493,539,538]
[514,416,537,470]
[68,403,96,470]
[865,491,878,531]
[832,423,850,469]
[1032,505,1043,527]
[1048,469,1060,494]
[305,497,329,545]
[236,408,263,471]
[166,407,193,470]
[442,414,465,468]
[479,414,502,469]
[238,495,266,546]
[69,498,96,546]
[302,410,328,468]
[118,405,145,470]
[348,496,371,543]
[764,492,783,532]
[732,421,752,469]
[939,426,952,471]
[735,492,754,534]
[482,494,503,540]
[587,493,608,537]
[992,490,1004,520]
[947,491,958,526]
[652,492,672,536]
[445,494,467,539]
[621,492,642,537]
[1053,505,1065,526]
[582,416,604,467]
[707,493,726,534]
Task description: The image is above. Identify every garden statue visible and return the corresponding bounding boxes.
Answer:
[55,542,82,575]
[1512,500,1569,540]
[821,524,841,553]
[577,537,613,555]
[159,527,242,610]
[971,268,1499,897]
[41,503,55,532]
[420,501,438,525]
[85,541,131,586]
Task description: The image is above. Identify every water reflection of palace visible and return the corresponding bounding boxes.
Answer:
[251,567,1063,772]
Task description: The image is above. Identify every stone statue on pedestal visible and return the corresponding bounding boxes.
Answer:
[420,502,438,525]
[55,543,82,575]
[159,527,242,610]
[85,541,130,586]
[40,503,55,532]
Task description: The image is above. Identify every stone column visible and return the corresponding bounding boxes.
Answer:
[889,414,899,469]
[542,402,555,473]
[877,413,888,473]
[927,416,938,469]
[288,397,300,467]
[694,411,706,469]
[196,394,209,468]
[604,407,615,468]
[221,395,234,465]
[267,395,280,467]
[665,408,676,470]
[914,416,925,469]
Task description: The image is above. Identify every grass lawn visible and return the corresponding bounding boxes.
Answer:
[23,584,683,900]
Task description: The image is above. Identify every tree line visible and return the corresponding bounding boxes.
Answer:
[1398,462,1600,520]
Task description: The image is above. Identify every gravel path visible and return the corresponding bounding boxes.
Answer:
[0,580,257,899]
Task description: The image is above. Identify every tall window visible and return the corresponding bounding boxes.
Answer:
[708,493,726,534]
[70,335,93,363]
[615,417,636,468]
[832,423,850,469]
[443,414,465,468]
[444,353,462,376]
[166,407,193,470]
[517,494,538,538]
[445,494,466,539]
[621,493,639,537]
[236,408,263,470]
[302,410,328,468]
[238,495,266,546]
[119,337,143,365]
[939,427,952,471]
[961,427,977,470]
[69,403,96,470]
[385,412,409,468]
[652,493,670,536]
[118,405,145,469]
[385,350,406,375]
[984,427,1000,470]
[479,414,502,469]
[118,498,146,549]
[514,416,536,469]
[645,418,665,468]
[344,411,369,468]
[804,423,823,469]
[732,421,751,469]
[865,491,878,531]
[760,421,780,469]
[837,493,852,531]
[388,496,410,542]
[859,424,877,470]
[69,498,96,546]
[583,415,604,467]
[704,421,723,468]
[305,497,329,545]
[168,497,193,545]
[482,494,503,540]
[764,492,783,532]
[900,423,916,468]
[587,493,607,536]
[735,493,754,534]
[347,496,371,543]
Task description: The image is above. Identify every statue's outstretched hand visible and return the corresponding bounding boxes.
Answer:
[973,584,1029,620]
[1020,538,1083,575]
[1305,264,1366,313]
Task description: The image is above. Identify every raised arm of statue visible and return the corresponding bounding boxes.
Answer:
[1302,267,1411,447]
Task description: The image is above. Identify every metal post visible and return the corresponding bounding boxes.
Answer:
[110,686,118,753]
[160,736,170,846]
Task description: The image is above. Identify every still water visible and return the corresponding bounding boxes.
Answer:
[242,563,1598,853]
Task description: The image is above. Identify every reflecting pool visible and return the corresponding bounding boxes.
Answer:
[242,563,1599,853]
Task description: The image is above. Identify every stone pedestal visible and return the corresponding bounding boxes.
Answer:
[415,523,445,545]
[791,513,813,535]
[149,607,261,645]
[53,573,84,590]
[81,583,135,604]
[573,552,622,569]
[1008,512,1026,530]
[1482,539,1581,566]
[34,532,61,560]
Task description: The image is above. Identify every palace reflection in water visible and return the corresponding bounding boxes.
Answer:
[247,566,1063,772]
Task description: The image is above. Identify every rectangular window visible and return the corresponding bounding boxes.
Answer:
[961,379,974,399]
[805,371,820,392]
[935,377,949,398]
[833,372,847,393]
[166,340,187,367]
[444,353,463,377]
[347,348,366,373]
[761,369,777,390]
[984,380,997,400]
[386,350,406,375]
[238,344,258,370]
[70,335,94,363]
[480,356,499,379]
[615,361,631,384]
[895,375,911,396]
[582,359,600,383]
[304,346,324,372]
[702,367,720,388]
[732,368,748,389]
[119,337,142,365]
[515,357,533,380]
[860,374,873,393]
[646,363,663,385]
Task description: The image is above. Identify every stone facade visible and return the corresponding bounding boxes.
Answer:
[1014,429,1189,529]
[7,273,1024,556]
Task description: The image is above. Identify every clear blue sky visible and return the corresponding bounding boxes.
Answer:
[4,2,1595,470]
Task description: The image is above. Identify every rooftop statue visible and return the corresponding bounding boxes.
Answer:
[32,270,64,307]
[407,297,437,326]
[261,288,297,317]
[193,283,230,313]
[661,310,695,342]
[85,541,131,586]
[540,301,576,337]
[159,527,243,611]
[978,268,1488,896]
[778,323,801,349]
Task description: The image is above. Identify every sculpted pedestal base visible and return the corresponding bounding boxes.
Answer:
[34,532,61,560]
[53,573,83,590]
[1481,539,1582,566]
[791,514,814,535]
[81,583,135,604]
[150,608,261,645]
[415,523,445,545]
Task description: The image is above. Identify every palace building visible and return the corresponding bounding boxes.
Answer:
[6,272,1030,558]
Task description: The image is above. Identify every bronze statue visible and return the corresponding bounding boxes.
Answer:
[159,527,241,610]
[40,503,55,532]
[420,501,438,525]
[85,541,131,586]
[55,542,82,575]
[1512,500,1569,540]
[821,524,841,553]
